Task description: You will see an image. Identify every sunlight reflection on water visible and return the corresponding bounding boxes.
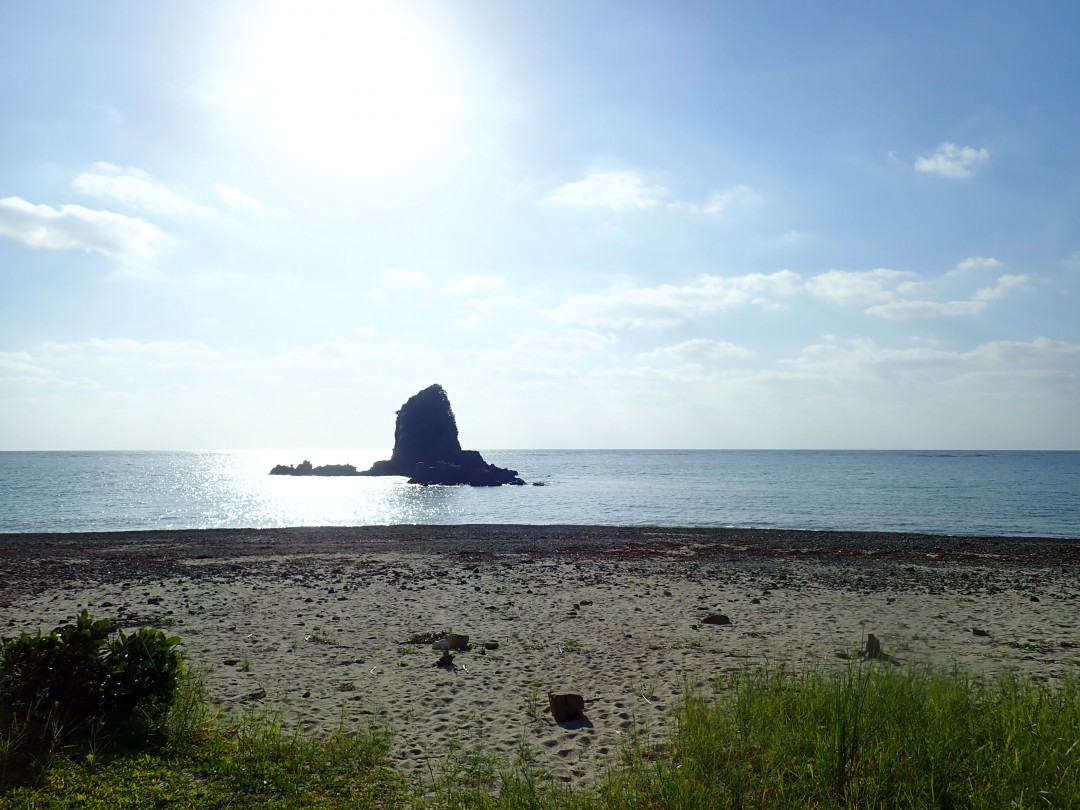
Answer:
[161,450,466,529]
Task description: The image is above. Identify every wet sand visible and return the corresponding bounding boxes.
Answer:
[2,526,1078,785]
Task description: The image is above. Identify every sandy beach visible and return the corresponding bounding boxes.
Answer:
[2,526,1078,786]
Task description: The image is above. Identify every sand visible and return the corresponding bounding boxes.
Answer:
[2,526,1079,786]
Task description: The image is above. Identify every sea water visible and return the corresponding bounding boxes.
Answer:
[1,449,1077,538]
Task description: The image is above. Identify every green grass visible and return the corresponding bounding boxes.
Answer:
[0,673,404,809]
[3,665,1078,808]
[590,665,1080,809]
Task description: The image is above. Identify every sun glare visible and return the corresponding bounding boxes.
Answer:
[249,0,460,176]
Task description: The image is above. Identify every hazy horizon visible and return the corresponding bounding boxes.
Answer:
[1,447,1076,455]
[2,2,1079,451]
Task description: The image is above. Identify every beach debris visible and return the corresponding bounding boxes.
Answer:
[484,640,499,650]
[864,634,884,659]
[862,633,901,665]
[972,627,990,637]
[549,692,585,722]
[435,650,455,669]
[702,613,731,626]
[401,630,446,645]
[402,630,471,650]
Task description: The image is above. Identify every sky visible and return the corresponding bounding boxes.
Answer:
[1,1,1078,451]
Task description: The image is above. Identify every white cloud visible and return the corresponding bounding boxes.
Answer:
[971,336,1080,362]
[914,142,990,179]
[450,294,532,328]
[542,169,668,212]
[806,262,1026,321]
[865,274,1029,320]
[780,230,815,245]
[805,268,917,306]
[0,196,171,263]
[42,337,240,369]
[369,267,430,304]
[951,256,1003,274]
[787,335,1080,379]
[638,338,753,364]
[974,273,1028,301]
[543,170,760,219]
[381,267,428,285]
[0,351,49,376]
[548,270,801,328]
[72,163,214,217]
[213,182,263,212]
[678,185,764,217]
[447,274,506,295]
[864,298,984,320]
[511,327,618,354]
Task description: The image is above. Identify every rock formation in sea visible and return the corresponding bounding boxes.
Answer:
[361,384,525,486]
[269,461,360,476]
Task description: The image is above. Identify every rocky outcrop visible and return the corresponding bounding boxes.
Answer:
[361,384,525,486]
[269,460,360,476]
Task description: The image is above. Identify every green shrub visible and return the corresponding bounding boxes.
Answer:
[0,610,184,752]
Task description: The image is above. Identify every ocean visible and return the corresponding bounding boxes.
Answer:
[1,449,1077,538]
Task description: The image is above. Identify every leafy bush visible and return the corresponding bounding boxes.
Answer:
[0,610,184,752]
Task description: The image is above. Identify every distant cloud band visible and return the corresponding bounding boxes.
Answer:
[547,260,1026,328]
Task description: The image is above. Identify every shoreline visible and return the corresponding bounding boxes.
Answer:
[3,525,1079,785]
[3,523,1079,563]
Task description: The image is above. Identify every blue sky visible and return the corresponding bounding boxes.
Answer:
[1,0,1078,450]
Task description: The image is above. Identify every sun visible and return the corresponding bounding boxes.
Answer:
[248,0,461,176]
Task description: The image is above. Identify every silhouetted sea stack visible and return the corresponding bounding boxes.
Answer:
[361,384,525,486]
